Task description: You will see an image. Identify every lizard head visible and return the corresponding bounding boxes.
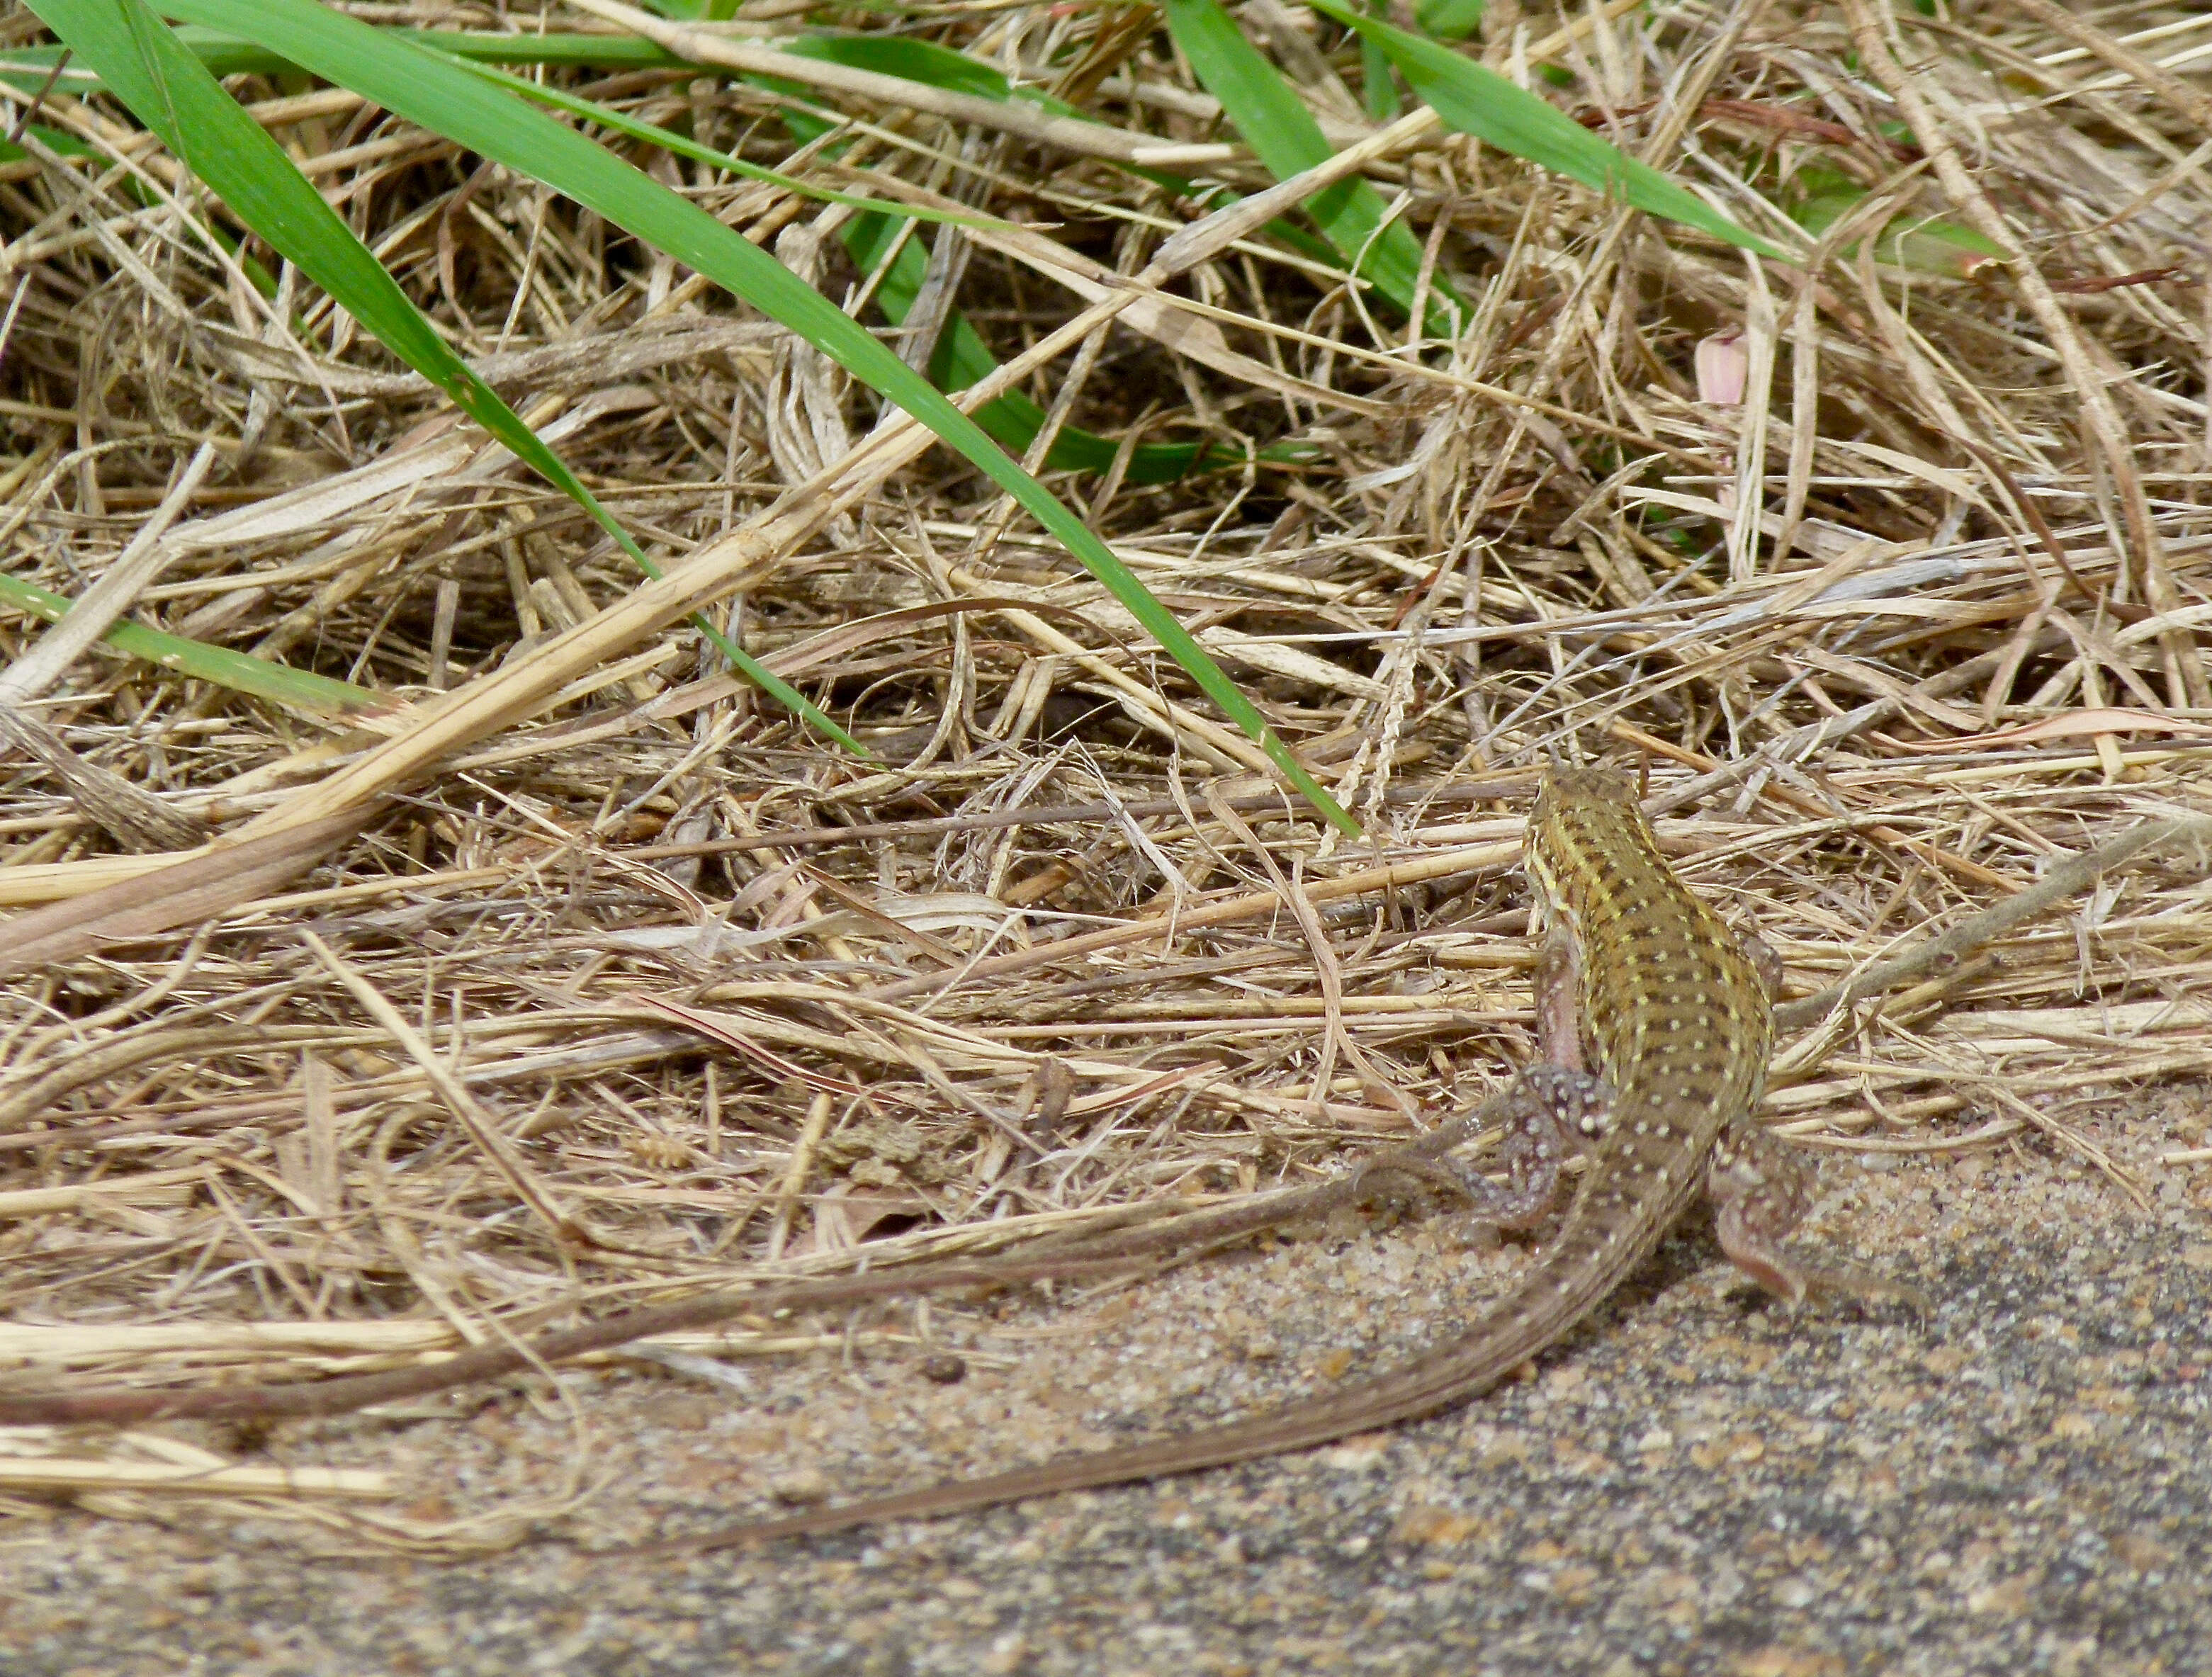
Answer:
[1526,762,1643,923]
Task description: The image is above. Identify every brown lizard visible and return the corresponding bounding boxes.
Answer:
[625,763,1829,1555]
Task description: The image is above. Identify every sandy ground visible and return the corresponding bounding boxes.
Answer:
[7,1095,2210,1677]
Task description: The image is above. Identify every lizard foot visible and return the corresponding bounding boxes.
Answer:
[1708,1121,1924,1315]
[1707,1119,1819,1307]
[1435,1063,1614,1233]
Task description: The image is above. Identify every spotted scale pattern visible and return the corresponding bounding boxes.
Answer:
[1512,763,1776,1327]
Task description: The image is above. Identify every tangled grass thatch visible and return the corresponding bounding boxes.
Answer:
[0,0,2208,1549]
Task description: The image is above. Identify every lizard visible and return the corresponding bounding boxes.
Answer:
[623,762,1832,1556]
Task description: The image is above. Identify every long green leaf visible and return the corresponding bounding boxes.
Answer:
[38,0,1352,830]
[1308,0,1789,259]
[30,0,860,750]
[0,572,378,718]
[453,55,1020,232]
[781,31,1020,103]
[1360,0,1403,123]
[0,26,684,94]
[1793,176,2003,279]
[1161,0,1457,332]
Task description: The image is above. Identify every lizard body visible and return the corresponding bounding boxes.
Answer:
[637,764,1798,1554]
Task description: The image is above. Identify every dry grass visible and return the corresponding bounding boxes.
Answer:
[1,0,2209,1553]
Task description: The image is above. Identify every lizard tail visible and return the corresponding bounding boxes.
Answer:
[611,1210,1675,1559]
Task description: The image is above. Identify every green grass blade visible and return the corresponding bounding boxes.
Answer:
[1308,0,1789,259]
[780,31,1019,103]
[1415,0,1488,40]
[1360,0,1402,123]
[1161,0,1457,331]
[451,55,1017,232]
[1,24,273,91]
[33,0,862,753]
[51,0,1350,828]
[0,572,379,718]
[388,28,677,71]
[824,162,1326,483]
[1793,177,2004,278]
[0,26,686,93]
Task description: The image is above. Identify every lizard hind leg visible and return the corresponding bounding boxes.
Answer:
[1708,1122,1927,1313]
[1707,1120,1817,1306]
[1439,1062,1615,1234]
